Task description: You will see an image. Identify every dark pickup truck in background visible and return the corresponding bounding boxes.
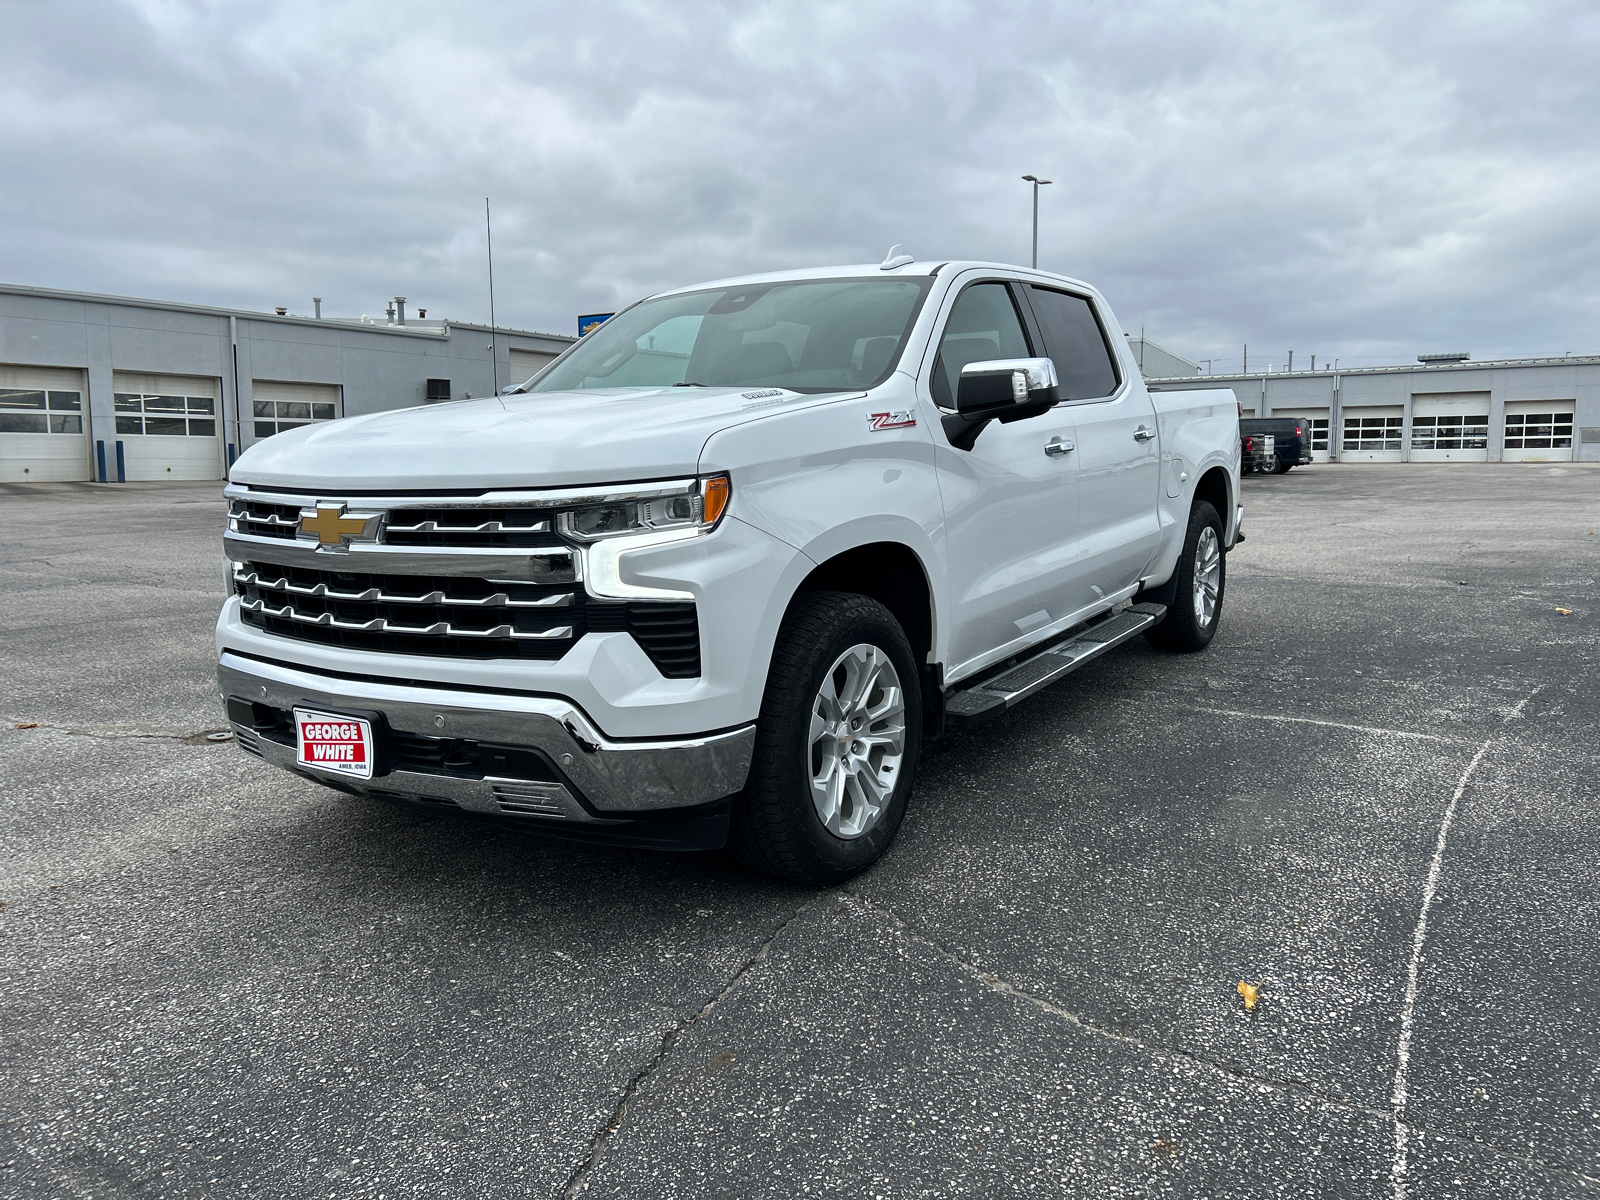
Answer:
[1240,417,1313,474]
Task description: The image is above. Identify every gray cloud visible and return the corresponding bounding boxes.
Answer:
[3,0,1597,369]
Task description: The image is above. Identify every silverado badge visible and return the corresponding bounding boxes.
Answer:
[298,504,379,548]
[867,409,917,431]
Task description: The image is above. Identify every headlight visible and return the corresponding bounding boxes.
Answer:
[558,474,730,542]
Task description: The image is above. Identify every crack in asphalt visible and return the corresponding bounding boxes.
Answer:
[843,890,1599,1190]
[1193,707,1476,744]
[561,894,818,1197]
[842,889,1392,1115]
[3,719,231,745]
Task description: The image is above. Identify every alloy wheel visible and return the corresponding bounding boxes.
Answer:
[807,643,906,839]
[1193,525,1221,627]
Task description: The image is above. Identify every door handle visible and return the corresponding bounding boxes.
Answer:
[1133,426,1157,443]
[1044,437,1075,457]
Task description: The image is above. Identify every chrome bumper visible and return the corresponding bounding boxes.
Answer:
[217,651,755,820]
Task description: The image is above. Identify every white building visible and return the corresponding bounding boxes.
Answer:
[1143,352,1599,464]
[0,283,574,483]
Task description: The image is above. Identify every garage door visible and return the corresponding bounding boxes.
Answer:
[112,372,223,481]
[0,364,89,482]
[1411,392,1489,462]
[1340,406,1404,462]
[1275,409,1331,463]
[250,380,340,441]
[507,348,557,389]
[1502,399,1575,463]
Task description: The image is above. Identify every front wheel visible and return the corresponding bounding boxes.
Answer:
[730,592,922,884]
[1145,500,1226,653]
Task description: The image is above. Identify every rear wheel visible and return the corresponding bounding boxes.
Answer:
[1145,501,1225,653]
[730,592,922,884]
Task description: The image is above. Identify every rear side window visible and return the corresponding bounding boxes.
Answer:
[1026,287,1120,401]
[931,282,1032,408]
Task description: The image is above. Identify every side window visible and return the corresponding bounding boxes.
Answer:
[1026,287,1120,401]
[930,282,1031,409]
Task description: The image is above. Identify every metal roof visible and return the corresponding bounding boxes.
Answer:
[1148,353,1600,385]
[0,280,572,345]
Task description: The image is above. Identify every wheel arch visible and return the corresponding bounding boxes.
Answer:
[1138,467,1233,610]
[791,541,935,673]
[1193,465,1232,531]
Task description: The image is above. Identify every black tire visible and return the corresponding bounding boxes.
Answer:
[1263,455,1287,475]
[1144,500,1226,653]
[730,592,922,884]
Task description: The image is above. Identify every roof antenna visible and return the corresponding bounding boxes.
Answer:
[879,244,915,270]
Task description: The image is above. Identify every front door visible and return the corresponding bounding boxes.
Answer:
[928,278,1080,679]
[1020,284,1161,608]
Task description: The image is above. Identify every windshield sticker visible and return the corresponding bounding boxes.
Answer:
[867,409,917,431]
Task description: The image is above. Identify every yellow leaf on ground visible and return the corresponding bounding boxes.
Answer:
[1237,981,1260,1009]
[1556,608,1572,615]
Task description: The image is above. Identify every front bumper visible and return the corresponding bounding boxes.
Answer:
[218,651,755,848]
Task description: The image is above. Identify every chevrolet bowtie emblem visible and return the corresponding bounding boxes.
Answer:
[298,504,377,548]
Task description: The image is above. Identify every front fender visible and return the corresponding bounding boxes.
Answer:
[700,388,951,666]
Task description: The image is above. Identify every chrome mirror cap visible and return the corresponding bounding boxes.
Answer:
[959,357,1059,394]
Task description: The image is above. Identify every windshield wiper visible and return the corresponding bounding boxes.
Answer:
[672,381,709,387]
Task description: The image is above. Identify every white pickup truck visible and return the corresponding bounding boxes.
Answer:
[217,257,1241,882]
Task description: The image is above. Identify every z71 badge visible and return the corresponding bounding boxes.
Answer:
[867,408,917,431]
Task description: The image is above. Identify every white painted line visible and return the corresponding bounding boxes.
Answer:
[1194,708,1470,744]
[1389,686,1540,1200]
[1388,739,1490,1198]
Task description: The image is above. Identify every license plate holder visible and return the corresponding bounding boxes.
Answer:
[294,707,376,780]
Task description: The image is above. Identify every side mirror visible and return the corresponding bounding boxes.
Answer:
[943,357,1061,451]
[956,357,1060,414]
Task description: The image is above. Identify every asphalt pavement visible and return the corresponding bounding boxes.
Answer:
[2,464,1597,1198]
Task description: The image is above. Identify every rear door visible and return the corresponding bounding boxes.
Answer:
[1021,284,1161,608]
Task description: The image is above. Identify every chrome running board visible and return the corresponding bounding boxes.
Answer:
[944,603,1167,726]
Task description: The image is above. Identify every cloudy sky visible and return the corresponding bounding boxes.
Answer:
[4,0,1597,370]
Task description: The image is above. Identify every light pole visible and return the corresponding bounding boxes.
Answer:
[1021,174,1052,268]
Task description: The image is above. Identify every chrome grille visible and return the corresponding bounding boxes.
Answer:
[235,561,578,659]
[240,596,573,642]
[383,508,561,548]
[233,565,572,611]
[224,483,701,675]
[229,499,301,541]
[226,480,696,552]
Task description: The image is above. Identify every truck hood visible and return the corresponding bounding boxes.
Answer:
[229,385,833,491]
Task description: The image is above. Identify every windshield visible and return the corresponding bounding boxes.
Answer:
[528,277,933,395]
